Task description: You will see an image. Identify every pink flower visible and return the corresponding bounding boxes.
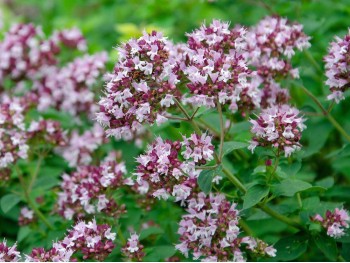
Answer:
[122,233,144,261]
[134,133,214,204]
[324,30,350,103]
[25,219,116,261]
[183,20,254,112]
[176,193,276,261]
[97,31,181,141]
[57,159,127,219]
[249,104,306,157]
[312,208,350,238]
[245,16,310,81]
[0,240,21,262]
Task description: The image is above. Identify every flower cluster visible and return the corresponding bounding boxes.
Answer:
[183,20,255,112]
[58,124,106,167]
[0,24,86,83]
[122,233,145,261]
[245,16,310,81]
[57,160,127,220]
[324,30,350,103]
[33,52,107,117]
[0,240,21,262]
[96,31,180,141]
[51,28,87,51]
[134,133,214,203]
[0,100,28,174]
[176,193,275,261]
[25,219,116,261]
[259,80,290,109]
[249,104,306,157]
[241,237,276,258]
[27,119,67,147]
[181,133,214,165]
[18,207,35,226]
[312,208,350,238]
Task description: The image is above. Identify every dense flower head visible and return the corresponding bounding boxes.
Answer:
[0,240,21,262]
[181,133,214,165]
[0,23,58,82]
[249,104,306,157]
[176,193,275,261]
[324,30,350,103]
[183,20,253,112]
[57,124,106,167]
[97,31,180,141]
[122,233,145,261]
[312,208,350,238]
[18,207,35,226]
[259,80,290,109]
[245,16,310,81]
[0,24,86,83]
[134,133,214,203]
[27,119,67,147]
[33,52,107,117]
[25,219,116,261]
[51,28,87,51]
[57,160,127,220]
[25,246,74,262]
[0,100,29,172]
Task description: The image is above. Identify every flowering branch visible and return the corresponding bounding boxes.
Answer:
[301,86,350,142]
[217,102,225,162]
[15,167,53,230]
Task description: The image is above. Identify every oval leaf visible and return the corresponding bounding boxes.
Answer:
[274,234,308,261]
[243,184,269,209]
[314,234,338,261]
[198,170,214,194]
[272,179,312,197]
[222,141,248,156]
[1,194,21,213]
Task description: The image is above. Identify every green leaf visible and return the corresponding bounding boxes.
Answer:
[195,107,215,117]
[314,234,338,261]
[272,179,312,197]
[280,161,301,176]
[243,184,269,209]
[342,243,350,261]
[140,227,164,240]
[17,226,31,242]
[143,245,176,261]
[274,234,308,261]
[315,177,334,189]
[33,176,60,191]
[338,228,350,243]
[222,141,248,156]
[198,167,221,194]
[0,194,21,213]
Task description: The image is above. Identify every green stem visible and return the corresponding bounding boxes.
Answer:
[174,98,191,120]
[166,115,188,121]
[117,226,126,245]
[305,50,323,74]
[217,102,225,162]
[28,154,44,192]
[196,165,218,170]
[327,113,350,142]
[16,167,53,230]
[297,193,302,208]
[258,204,304,230]
[190,107,200,119]
[301,86,350,143]
[239,220,254,236]
[222,167,247,193]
